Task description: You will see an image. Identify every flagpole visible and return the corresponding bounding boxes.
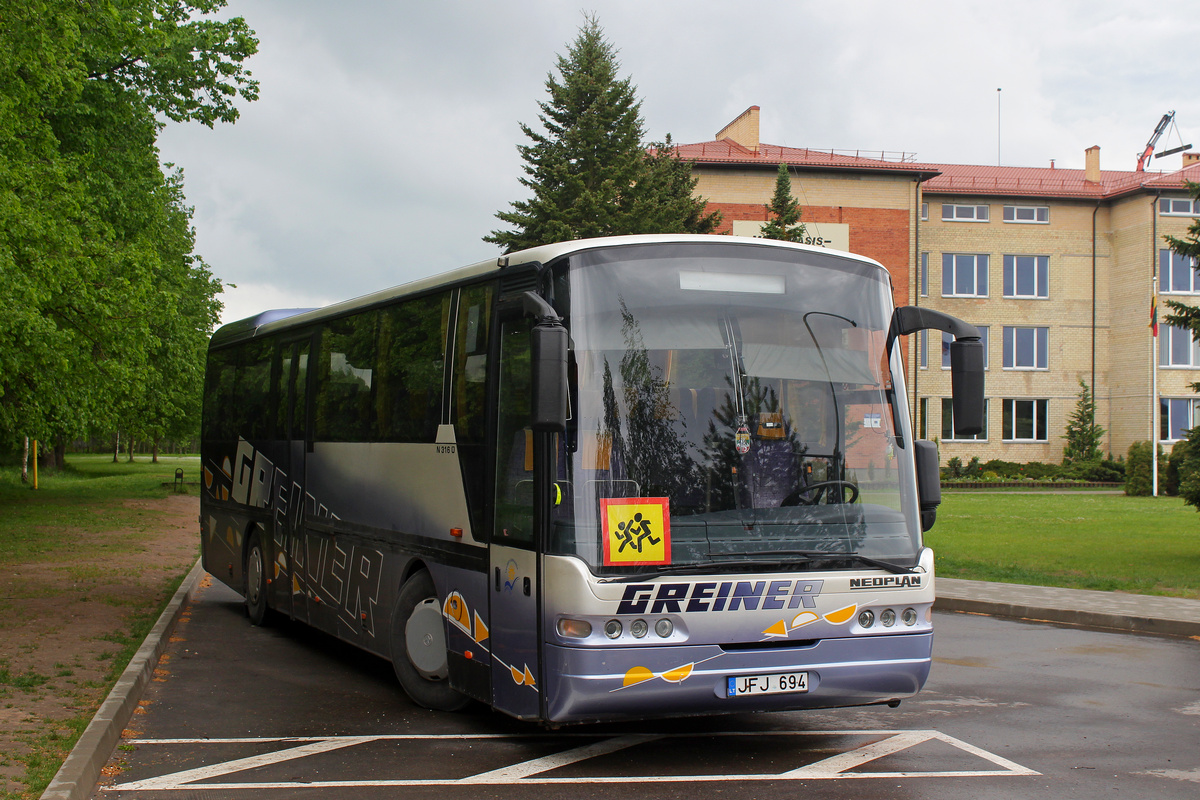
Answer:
[1152,274,1159,497]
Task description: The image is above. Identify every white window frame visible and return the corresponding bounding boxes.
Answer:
[921,202,929,221]
[1160,197,1200,216]
[1161,249,1200,294]
[1002,205,1050,224]
[918,328,928,369]
[1160,324,1200,368]
[1002,326,1049,370]
[942,397,988,442]
[920,252,929,297]
[1003,255,1050,299]
[942,253,989,298]
[942,203,989,222]
[1160,397,1200,442]
[1002,398,1049,442]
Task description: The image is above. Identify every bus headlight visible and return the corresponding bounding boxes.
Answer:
[857,609,875,628]
[630,619,648,638]
[654,618,674,638]
[604,619,622,639]
[557,618,592,639]
[902,608,918,626]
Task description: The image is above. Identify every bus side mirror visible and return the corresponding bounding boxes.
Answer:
[531,321,567,433]
[913,439,941,532]
[887,306,985,438]
[949,338,985,437]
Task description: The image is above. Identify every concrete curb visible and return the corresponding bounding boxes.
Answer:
[41,559,205,800]
[935,577,1200,639]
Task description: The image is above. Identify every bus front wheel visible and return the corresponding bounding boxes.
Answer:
[244,531,271,626]
[390,570,470,711]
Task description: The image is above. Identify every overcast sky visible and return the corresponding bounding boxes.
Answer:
[156,0,1200,325]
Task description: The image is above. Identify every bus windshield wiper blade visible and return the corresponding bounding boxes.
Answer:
[598,561,766,583]
[748,550,918,575]
[598,553,917,582]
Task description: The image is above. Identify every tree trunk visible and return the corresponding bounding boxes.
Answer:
[53,437,66,469]
[21,436,29,483]
[152,439,159,463]
[127,437,135,462]
[113,431,120,463]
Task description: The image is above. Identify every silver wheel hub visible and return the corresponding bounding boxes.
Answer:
[247,547,263,604]
[405,597,448,679]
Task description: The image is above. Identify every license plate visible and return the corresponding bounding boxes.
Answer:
[726,671,809,697]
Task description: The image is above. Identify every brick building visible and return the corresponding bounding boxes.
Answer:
[675,106,1200,464]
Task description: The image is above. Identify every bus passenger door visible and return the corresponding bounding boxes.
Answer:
[489,317,542,720]
[276,336,312,624]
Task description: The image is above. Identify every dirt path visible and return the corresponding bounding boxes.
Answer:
[0,494,200,798]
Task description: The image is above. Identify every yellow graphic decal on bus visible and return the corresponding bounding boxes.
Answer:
[601,497,671,566]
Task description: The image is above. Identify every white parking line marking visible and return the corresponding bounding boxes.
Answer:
[109,729,1039,791]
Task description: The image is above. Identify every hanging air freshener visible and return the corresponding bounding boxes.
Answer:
[735,425,751,454]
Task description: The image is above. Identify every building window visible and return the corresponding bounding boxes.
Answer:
[920,252,929,297]
[921,202,929,221]
[1003,255,1050,298]
[942,326,988,370]
[918,328,928,369]
[1002,398,1049,442]
[919,397,928,440]
[942,397,988,441]
[1002,326,1048,370]
[1160,197,1200,216]
[1160,324,1200,367]
[1161,249,1200,293]
[942,253,989,297]
[942,203,989,222]
[1161,398,1200,441]
[1003,205,1050,223]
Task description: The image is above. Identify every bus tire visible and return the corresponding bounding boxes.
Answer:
[244,531,271,626]
[390,570,470,711]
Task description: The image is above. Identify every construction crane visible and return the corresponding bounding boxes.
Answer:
[1136,110,1192,171]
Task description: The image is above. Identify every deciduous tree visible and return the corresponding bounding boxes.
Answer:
[0,0,254,463]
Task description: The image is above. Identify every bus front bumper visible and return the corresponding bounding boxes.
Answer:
[543,631,932,724]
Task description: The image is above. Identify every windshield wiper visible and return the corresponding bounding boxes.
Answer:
[598,552,918,582]
[747,550,919,575]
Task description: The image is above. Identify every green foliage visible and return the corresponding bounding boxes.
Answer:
[0,1,255,452]
[1125,440,1167,496]
[485,16,718,252]
[1175,425,1200,510]
[759,163,806,242]
[1061,379,1106,464]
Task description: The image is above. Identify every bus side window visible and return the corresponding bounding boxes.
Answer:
[454,284,494,532]
[375,292,450,442]
[315,312,378,442]
[237,340,273,441]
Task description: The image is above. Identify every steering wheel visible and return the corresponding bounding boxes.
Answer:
[781,480,860,507]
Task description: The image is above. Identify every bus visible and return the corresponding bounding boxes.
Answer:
[200,235,983,724]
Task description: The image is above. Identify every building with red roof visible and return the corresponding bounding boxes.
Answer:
[677,106,1200,466]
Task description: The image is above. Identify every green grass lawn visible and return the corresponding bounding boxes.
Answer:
[928,492,1200,599]
[0,454,199,564]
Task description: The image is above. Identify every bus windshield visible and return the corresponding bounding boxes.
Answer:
[549,242,920,575]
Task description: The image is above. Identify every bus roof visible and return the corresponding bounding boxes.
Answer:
[208,234,889,349]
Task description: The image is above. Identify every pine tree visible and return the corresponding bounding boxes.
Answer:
[1062,379,1105,463]
[485,17,718,252]
[759,163,806,242]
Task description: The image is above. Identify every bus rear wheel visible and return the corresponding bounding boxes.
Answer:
[390,570,470,711]
[244,531,271,626]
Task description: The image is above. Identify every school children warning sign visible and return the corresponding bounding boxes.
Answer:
[601,497,671,566]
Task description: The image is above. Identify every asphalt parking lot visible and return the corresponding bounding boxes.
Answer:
[82,576,1200,800]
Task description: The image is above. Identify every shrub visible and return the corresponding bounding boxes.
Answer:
[1126,441,1167,496]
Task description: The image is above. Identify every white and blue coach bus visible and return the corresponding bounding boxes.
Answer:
[200,235,983,724]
